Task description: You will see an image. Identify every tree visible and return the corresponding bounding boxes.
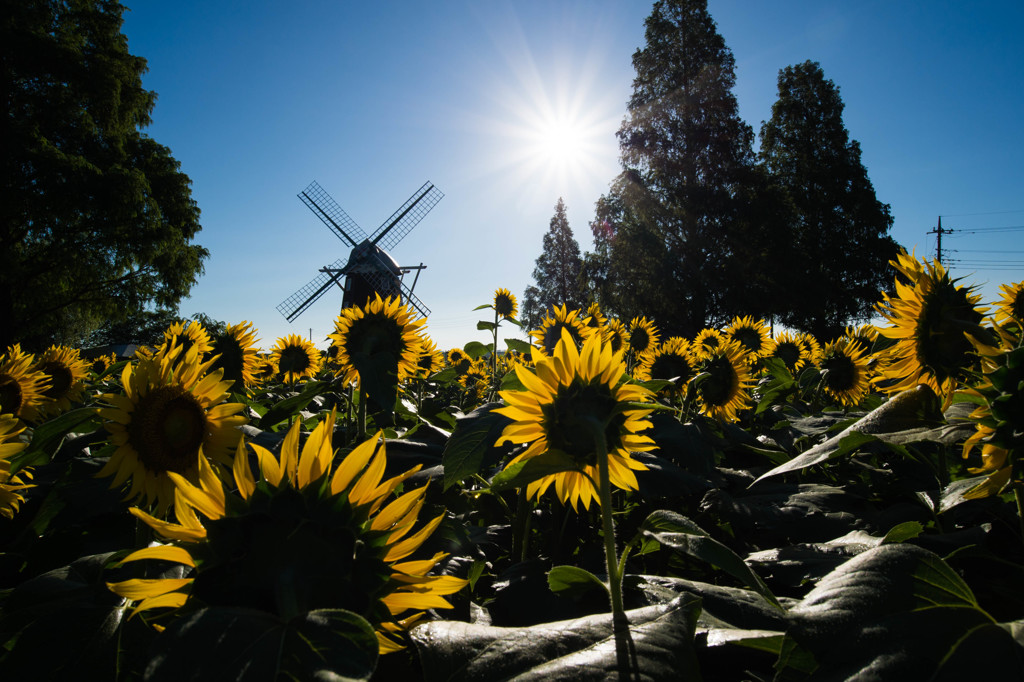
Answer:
[589,0,768,337]
[524,198,586,323]
[759,60,899,339]
[1,0,207,350]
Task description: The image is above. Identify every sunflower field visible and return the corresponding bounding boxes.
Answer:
[2,249,1024,680]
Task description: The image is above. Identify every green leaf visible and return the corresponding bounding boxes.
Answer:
[411,596,701,682]
[547,565,610,600]
[640,510,782,610]
[504,338,532,354]
[472,304,493,311]
[145,607,378,682]
[752,384,945,484]
[15,407,100,470]
[477,320,496,331]
[881,520,924,544]
[258,380,326,429]
[441,403,513,490]
[489,449,580,493]
[463,341,490,359]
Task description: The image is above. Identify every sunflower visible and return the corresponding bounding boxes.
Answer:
[446,347,472,375]
[414,336,445,377]
[0,345,50,422]
[494,288,519,320]
[584,302,608,332]
[91,352,119,376]
[209,321,260,392]
[818,339,871,408]
[33,345,91,417]
[162,320,214,358]
[0,413,32,519]
[799,332,824,366]
[459,359,490,390]
[635,337,695,391]
[692,328,726,361]
[97,344,247,514]
[271,333,323,384]
[328,295,424,387]
[875,249,987,403]
[603,318,629,354]
[994,280,1024,328]
[530,304,590,355]
[106,415,468,654]
[843,324,879,355]
[766,331,811,374]
[692,340,754,422]
[725,316,772,359]
[626,316,660,361]
[252,354,278,384]
[496,329,656,511]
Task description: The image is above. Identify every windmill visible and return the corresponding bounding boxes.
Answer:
[277,180,442,322]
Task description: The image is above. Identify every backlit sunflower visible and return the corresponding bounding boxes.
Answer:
[328,295,424,387]
[766,331,811,374]
[33,345,91,417]
[799,333,824,366]
[692,328,726,361]
[635,337,695,392]
[843,324,879,355]
[603,318,629,354]
[446,348,472,375]
[97,345,247,514]
[692,340,754,422]
[0,413,32,519]
[531,304,590,355]
[875,249,987,404]
[994,280,1024,328]
[209,321,260,393]
[270,333,323,384]
[0,345,50,422]
[627,316,660,361]
[494,288,518,320]
[91,352,119,376]
[459,359,490,390]
[414,337,445,377]
[818,339,871,408]
[725,316,772,359]
[162,320,214,359]
[496,329,656,511]
[107,415,468,654]
[584,302,608,332]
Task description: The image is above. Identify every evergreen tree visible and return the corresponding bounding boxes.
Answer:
[759,60,899,339]
[2,0,207,349]
[525,198,586,321]
[590,0,765,337]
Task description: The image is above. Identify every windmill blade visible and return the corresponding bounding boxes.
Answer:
[276,258,347,322]
[298,181,366,248]
[361,267,432,319]
[370,182,443,252]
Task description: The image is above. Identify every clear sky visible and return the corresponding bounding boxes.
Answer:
[119,0,1024,351]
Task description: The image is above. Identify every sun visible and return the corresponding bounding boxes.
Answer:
[532,114,590,169]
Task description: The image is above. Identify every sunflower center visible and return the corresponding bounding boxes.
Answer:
[699,356,739,407]
[128,386,208,474]
[732,328,762,354]
[495,294,516,318]
[278,346,312,376]
[543,381,624,465]
[914,281,982,382]
[821,354,856,392]
[347,313,405,358]
[631,328,650,354]
[213,335,245,387]
[41,361,73,399]
[651,354,693,385]
[542,323,581,355]
[774,342,802,371]
[0,375,23,414]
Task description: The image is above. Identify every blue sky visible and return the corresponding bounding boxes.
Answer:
[120,0,1024,351]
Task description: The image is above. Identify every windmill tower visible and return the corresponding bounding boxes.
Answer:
[276,180,442,322]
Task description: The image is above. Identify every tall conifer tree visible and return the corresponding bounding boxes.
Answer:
[523,198,585,327]
[759,60,899,338]
[591,0,761,337]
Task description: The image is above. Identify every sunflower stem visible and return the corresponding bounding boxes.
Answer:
[511,486,532,562]
[1015,484,1024,546]
[357,386,368,441]
[594,427,626,622]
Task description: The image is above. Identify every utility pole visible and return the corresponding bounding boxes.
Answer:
[928,216,953,264]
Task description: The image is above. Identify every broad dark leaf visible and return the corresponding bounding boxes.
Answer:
[145,607,378,682]
[441,403,512,490]
[489,449,579,493]
[411,596,701,681]
[257,380,326,429]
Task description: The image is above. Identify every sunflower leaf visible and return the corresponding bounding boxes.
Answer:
[257,380,326,429]
[547,565,610,600]
[504,338,532,354]
[463,341,490,360]
[489,450,580,493]
[442,403,513,490]
[477,320,496,331]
